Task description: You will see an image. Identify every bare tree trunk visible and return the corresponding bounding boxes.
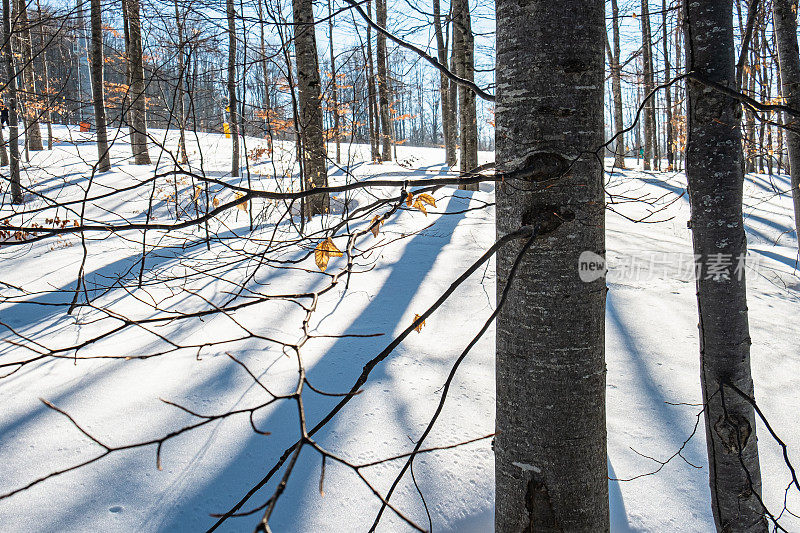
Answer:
[174,0,188,164]
[433,0,456,166]
[227,0,240,177]
[453,0,478,187]
[293,0,329,216]
[15,0,43,152]
[607,0,626,169]
[366,0,379,161]
[327,0,340,163]
[663,0,674,169]
[684,1,767,530]
[0,126,8,168]
[641,0,656,170]
[774,0,800,245]
[495,0,608,529]
[89,0,110,172]
[123,0,150,164]
[2,0,20,201]
[35,0,52,150]
[375,0,392,161]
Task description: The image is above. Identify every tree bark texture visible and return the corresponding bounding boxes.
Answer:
[641,0,656,170]
[773,0,800,248]
[3,0,20,201]
[453,0,478,185]
[227,0,240,177]
[14,0,43,152]
[293,0,329,216]
[608,0,626,169]
[495,0,608,530]
[375,0,392,161]
[89,0,111,172]
[434,0,456,167]
[684,1,767,530]
[124,0,151,164]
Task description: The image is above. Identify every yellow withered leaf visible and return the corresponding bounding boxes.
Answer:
[314,237,344,272]
[212,197,220,207]
[412,199,428,216]
[235,192,248,212]
[413,314,425,333]
[370,215,383,238]
[415,193,436,208]
[405,192,414,206]
[192,185,202,200]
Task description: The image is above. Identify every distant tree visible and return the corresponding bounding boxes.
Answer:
[375,0,392,160]
[453,0,477,184]
[433,0,456,166]
[226,0,240,177]
[606,0,626,169]
[2,0,20,200]
[89,0,110,172]
[15,0,43,152]
[123,0,151,164]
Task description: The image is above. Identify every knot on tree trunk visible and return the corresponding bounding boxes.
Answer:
[713,411,752,454]
[525,471,562,532]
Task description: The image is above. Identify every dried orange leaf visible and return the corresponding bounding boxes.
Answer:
[415,193,436,208]
[413,314,425,333]
[405,192,414,206]
[413,199,428,216]
[192,185,202,200]
[235,192,248,212]
[212,197,220,207]
[314,237,343,272]
[370,215,382,238]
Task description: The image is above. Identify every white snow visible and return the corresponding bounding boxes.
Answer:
[1,126,798,532]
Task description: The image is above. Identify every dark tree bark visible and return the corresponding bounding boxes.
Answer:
[226,0,240,177]
[495,0,608,530]
[123,0,150,164]
[375,0,392,160]
[293,0,329,216]
[14,0,43,152]
[365,0,379,161]
[174,0,188,164]
[662,0,674,169]
[606,0,626,168]
[327,0,340,163]
[89,0,110,172]
[433,0,456,166]
[36,0,52,150]
[684,1,767,530]
[453,0,478,186]
[773,0,800,246]
[2,0,20,201]
[641,0,657,170]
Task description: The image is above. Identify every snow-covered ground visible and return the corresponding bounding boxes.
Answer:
[1,125,798,532]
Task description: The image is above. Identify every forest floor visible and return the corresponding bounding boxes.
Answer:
[1,125,799,532]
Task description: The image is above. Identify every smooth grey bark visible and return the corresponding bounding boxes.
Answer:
[453,0,478,186]
[123,0,150,164]
[14,0,43,152]
[35,0,52,150]
[641,0,656,170]
[89,0,110,172]
[434,0,456,166]
[606,0,626,168]
[2,0,20,201]
[375,0,392,160]
[495,0,608,530]
[773,0,800,247]
[293,0,329,216]
[227,0,240,177]
[684,1,767,531]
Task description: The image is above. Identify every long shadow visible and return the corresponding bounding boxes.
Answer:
[139,194,471,532]
[751,248,800,271]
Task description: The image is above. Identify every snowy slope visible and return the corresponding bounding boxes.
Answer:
[1,126,798,532]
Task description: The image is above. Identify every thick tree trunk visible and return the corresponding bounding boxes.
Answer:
[2,0,20,201]
[89,0,111,172]
[123,0,150,164]
[226,0,240,177]
[15,0,43,152]
[773,0,800,247]
[608,0,626,169]
[293,0,329,216]
[433,0,456,167]
[641,0,656,170]
[375,0,392,161]
[495,0,608,530]
[453,0,478,187]
[684,1,767,531]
